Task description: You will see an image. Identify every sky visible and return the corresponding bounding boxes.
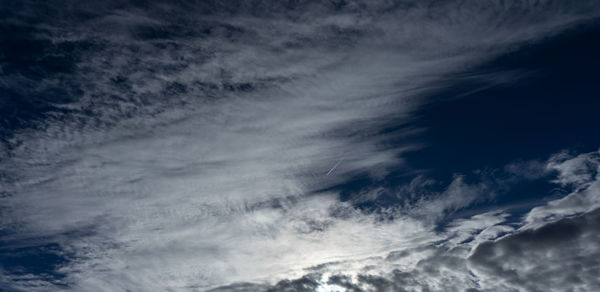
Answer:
[1,1,600,291]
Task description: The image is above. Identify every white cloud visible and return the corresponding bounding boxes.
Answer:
[525,150,600,229]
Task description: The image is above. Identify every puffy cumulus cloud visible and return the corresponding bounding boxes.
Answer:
[547,150,600,189]
[525,150,600,228]
[2,1,600,291]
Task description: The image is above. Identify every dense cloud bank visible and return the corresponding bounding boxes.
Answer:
[210,150,600,291]
[470,208,600,292]
[1,1,599,291]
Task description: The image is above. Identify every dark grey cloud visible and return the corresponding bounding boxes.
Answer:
[206,282,270,292]
[469,208,600,292]
[206,275,322,292]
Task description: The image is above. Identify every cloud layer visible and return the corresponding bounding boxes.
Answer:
[1,1,600,291]
[209,149,600,292]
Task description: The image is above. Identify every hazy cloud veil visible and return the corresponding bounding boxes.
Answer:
[1,1,599,291]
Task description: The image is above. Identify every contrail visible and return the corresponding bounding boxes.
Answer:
[326,158,344,176]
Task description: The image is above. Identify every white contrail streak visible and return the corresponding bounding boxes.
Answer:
[326,158,344,176]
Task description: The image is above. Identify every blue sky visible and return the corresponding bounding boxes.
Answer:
[1,1,600,291]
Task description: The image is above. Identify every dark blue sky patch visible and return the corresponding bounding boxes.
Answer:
[0,22,97,144]
[318,21,600,222]
[378,21,600,228]
[0,241,70,289]
[404,21,600,177]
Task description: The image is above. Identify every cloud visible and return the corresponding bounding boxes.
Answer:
[525,149,600,228]
[207,207,600,292]
[548,150,600,189]
[203,149,600,291]
[469,208,600,292]
[504,160,548,180]
[1,1,600,291]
